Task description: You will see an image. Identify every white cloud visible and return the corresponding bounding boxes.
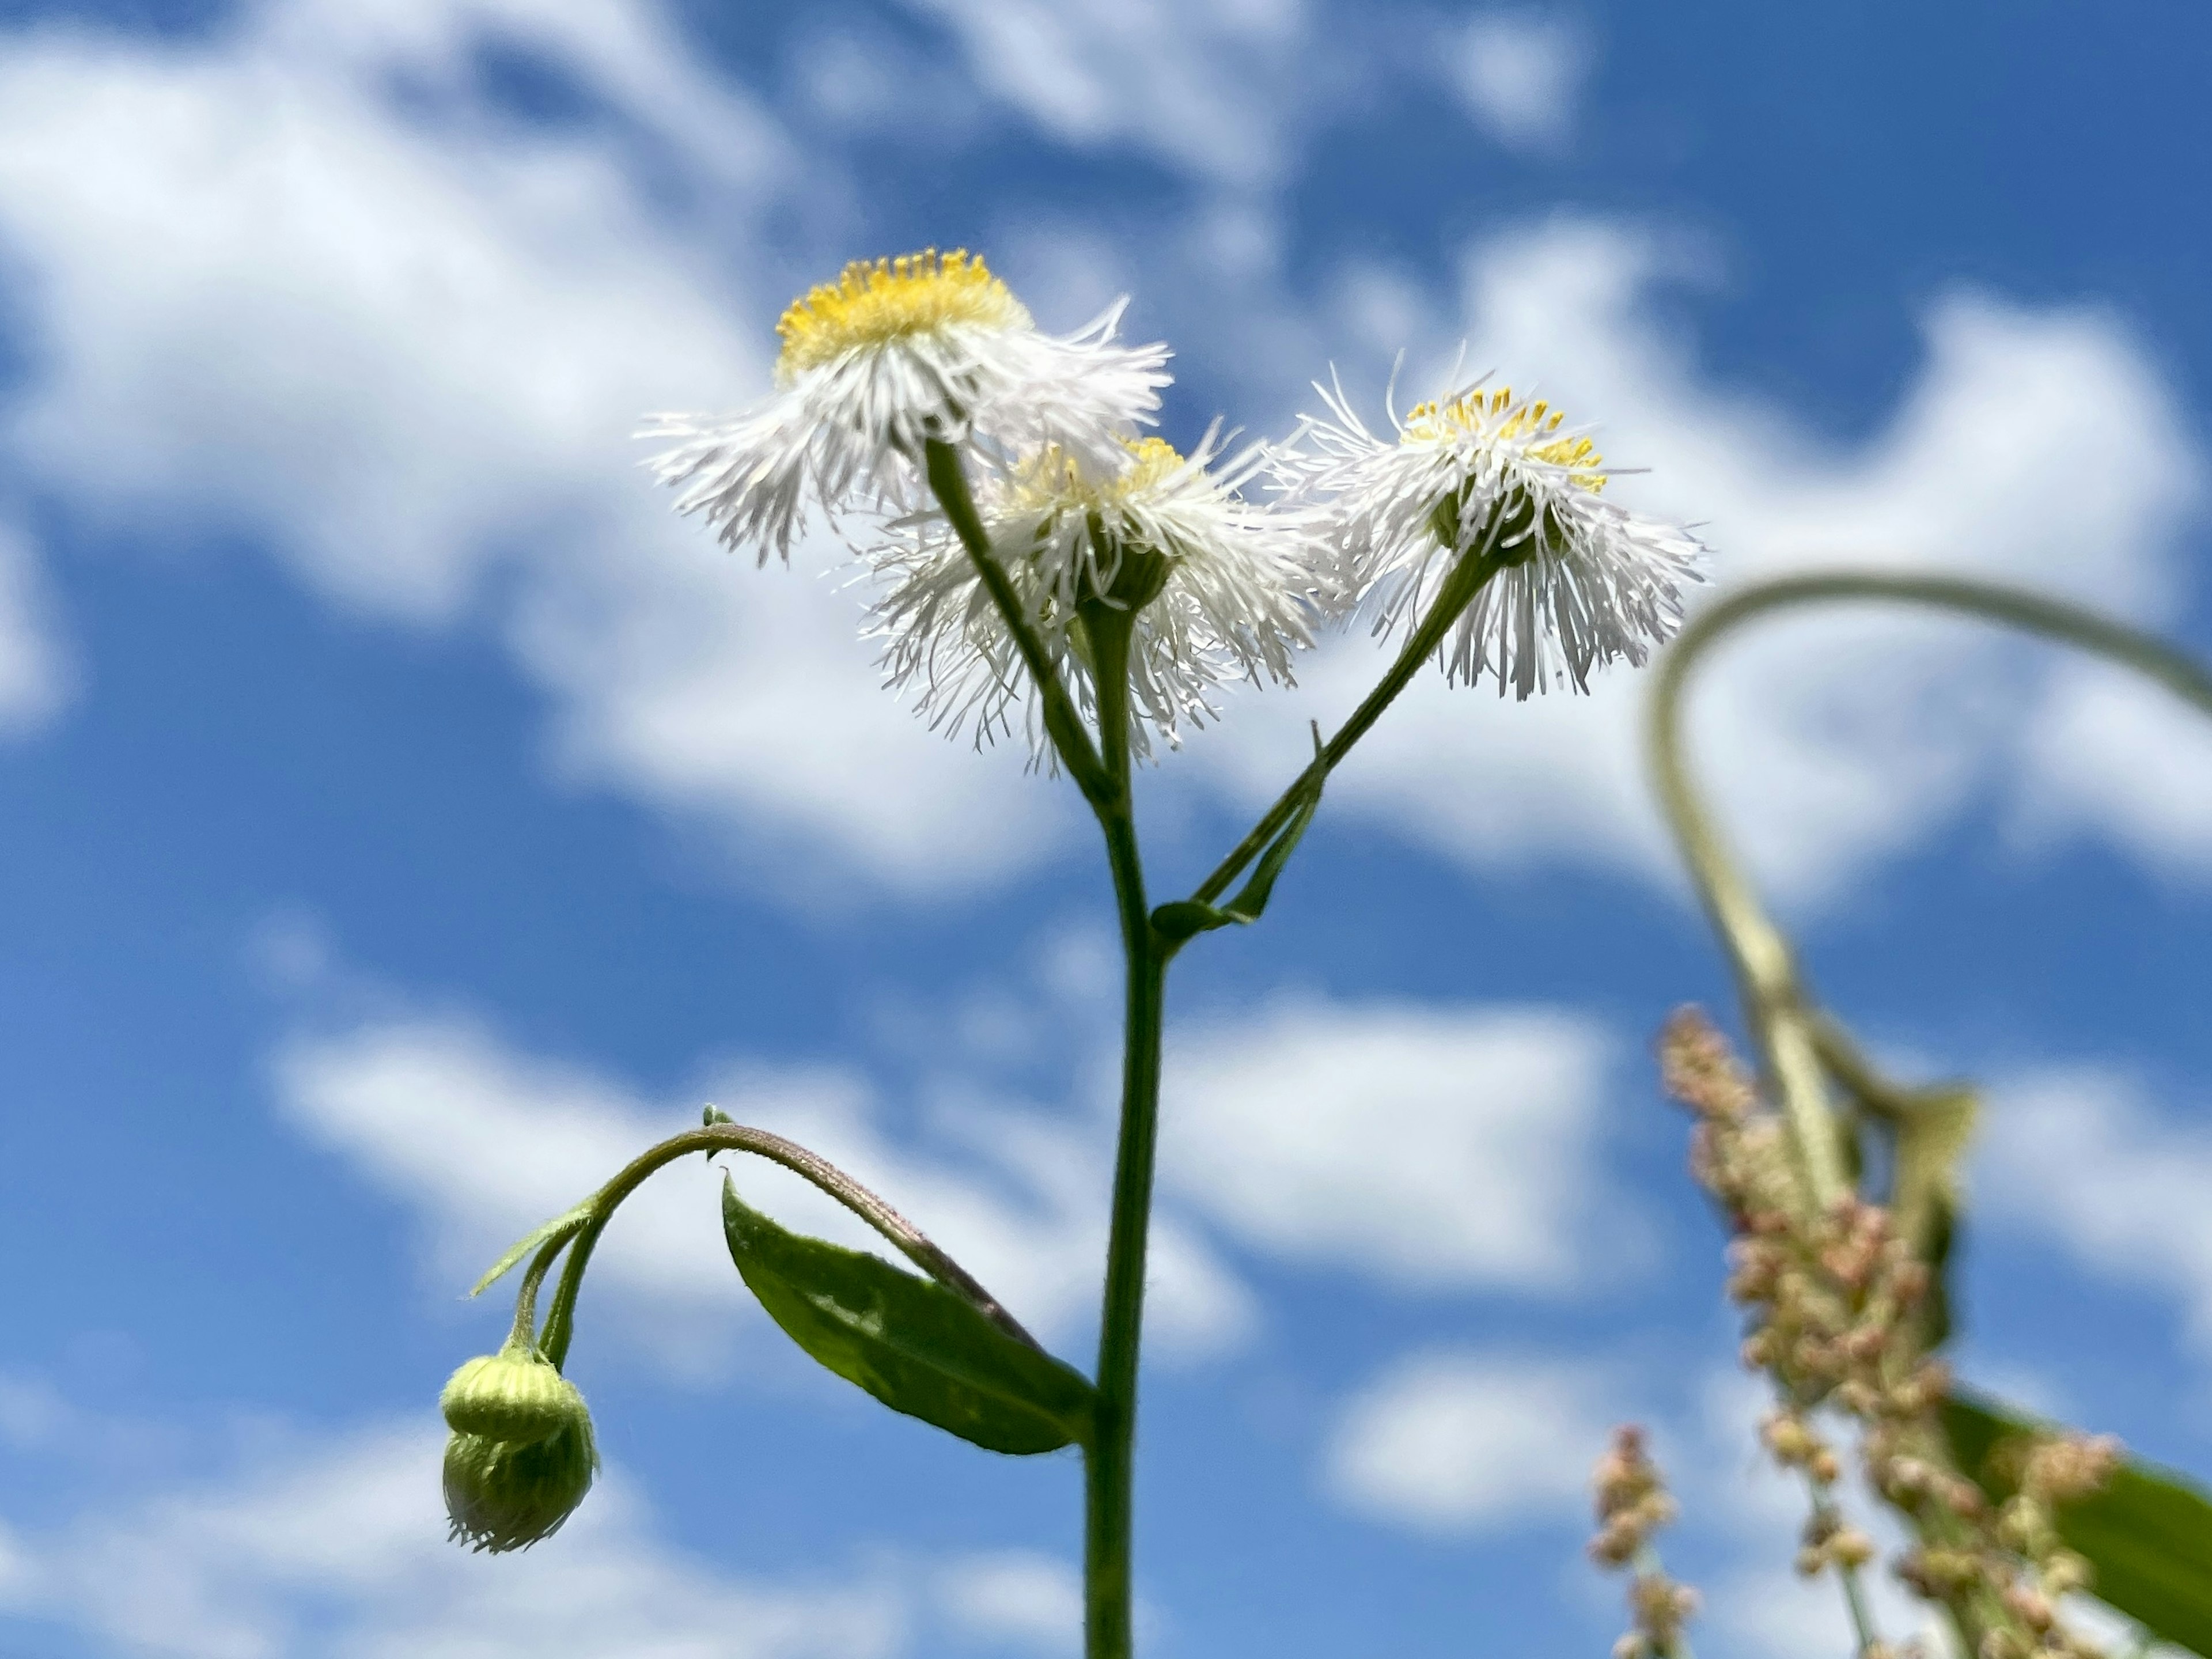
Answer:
[0,0,1074,896]
[1199,217,2205,910]
[272,1010,1255,1364]
[1323,1350,1617,1533]
[0,516,69,734]
[934,1550,1082,1656]
[0,1418,902,1659]
[0,5,2200,914]
[1446,12,1590,154]
[1163,1001,1628,1290]
[1978,1065,2212,1352]
[2011,657,2212,881]
[892,0,1311,190]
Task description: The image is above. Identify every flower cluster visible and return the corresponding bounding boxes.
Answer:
[1660,1008,2121,1659]
[1588,1425,1699,1659]
[646,247,1705,764]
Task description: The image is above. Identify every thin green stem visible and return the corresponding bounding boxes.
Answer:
[535,1122,1039,1370]
[1649,571,2212,1213]
[1190,541,1507,907]
[1083,604,1163,1659]
[1802,1486,1882,1658]
[506,1233,570,1351]
[922,438,1113,806]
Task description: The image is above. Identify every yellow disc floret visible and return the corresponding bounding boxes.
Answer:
[1404,387,1606,491]
[1009,435,1186,513]
[775,249,1031,381]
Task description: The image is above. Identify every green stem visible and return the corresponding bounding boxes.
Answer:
[922,438,1113,806]
[1649,569,2212,1212]
[1190,540,1508,907]
[535,1122,1040,1370]
[1804,1486,1883,1658]
[1082,604,1164,1659]
[506,1233,570,1351]
[1651,570,2212,1659]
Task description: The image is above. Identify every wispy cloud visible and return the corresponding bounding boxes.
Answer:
[272,1005,1256,1365]
[0,1416,904,1659]
[1164,1000,1634,1291]
[1445,11,1592,155]
[0,516,70,736]
[1322,1349,1620,1532]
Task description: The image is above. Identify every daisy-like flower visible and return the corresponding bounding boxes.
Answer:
[1284,377,1706,698]
[869,429,1331,762]
[645,249,1171,564]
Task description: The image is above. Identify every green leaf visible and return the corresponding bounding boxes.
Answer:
[1943,1392,2212,1656]
[1150,899,1234,943]
[469,1203,593,1298]
[721,1176,1093,1456]
[1219,774,1323,925]
[1891,1084,1978,1263]
[1152,763,1327,946]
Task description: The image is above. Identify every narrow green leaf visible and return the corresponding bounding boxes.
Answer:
[1219,774,1324,925]
[721,1177,1093,1456]
[1151,900,1234,943]
[1891,1085,1978,1262]
[1944,1392,2212,1656]
[1152,763,1327,946]
[469,1203,593,1298]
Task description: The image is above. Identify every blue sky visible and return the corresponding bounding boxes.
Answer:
[0,2,2209,1656]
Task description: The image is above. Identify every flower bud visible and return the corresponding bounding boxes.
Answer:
[444,1417,599,1553]
[441,1343,586,1446]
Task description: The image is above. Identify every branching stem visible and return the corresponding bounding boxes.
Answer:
[1190,537,1508,906]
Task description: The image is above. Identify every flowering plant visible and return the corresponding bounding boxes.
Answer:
[431,250,2212,1659]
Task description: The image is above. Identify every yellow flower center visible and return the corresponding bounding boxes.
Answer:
[1009,436,1186,513]
[1404,387,1605,491]
[774,249,1031,381]
[1008,438,1187,612]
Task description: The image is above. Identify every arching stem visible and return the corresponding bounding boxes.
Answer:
[536,1123,1040,1370]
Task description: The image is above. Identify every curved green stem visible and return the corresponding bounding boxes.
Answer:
[1081,603,1162,1659]
[1649,570,2212,1212]
[1190,540,1508,907]
[1653,569,2212,1659]
[507,1233,571,1351]
[535,1122,1039,1370]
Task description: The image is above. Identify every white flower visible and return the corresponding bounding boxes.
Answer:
[1283,377,1706,697]
[870,430,1332,762]
[643,250,1171,564]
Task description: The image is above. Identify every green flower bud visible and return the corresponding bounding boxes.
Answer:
[440,1343,586,1445]
[444,1417,599,1553]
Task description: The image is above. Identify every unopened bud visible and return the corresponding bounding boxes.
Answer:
[444,1416,599,1552]
[441,1343,590,1446]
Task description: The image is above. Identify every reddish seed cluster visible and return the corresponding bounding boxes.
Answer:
[1658,1008,2124,1659]
[1588,1425,1699,1659]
